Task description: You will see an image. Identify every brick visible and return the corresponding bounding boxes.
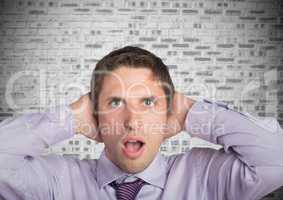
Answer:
[187,91,200,95]
[167,65,178,69]
[161,2,170,7]
[131,16,145,20]
[259,17,277,23]
[183,38,200,42]
[248,39,265,44]
[226,78,242,83]
[172,2,181,8]
[183,51,201,56]
[239,16,256,21]
[249,10,265,14]
[29,10,46,15]
[74,8,90,12]
[139,37,157,42]
[85,44,102,48]
[238,60,251,64]
[117,8,134,12]
[225,10,241,16]
[195,46,210,50]
[182,9,198,14]
[204,9,222,15]
[184,78,193,82]
[205,79,220,83]
[83,3,100,7]
[238,44,255,48]
[240,99,254,104]
[176,71,189,75]
[270,37,283,42]
[152,44,168,48]
[217,44,234,48]
[0,113,13,117]
[172,44,189,48]
[216,58,234,62]
[273,24,283,30]
[250,65,266,69]
[84,59,99,63]
[61,3,78,7]
[207,51,221,55]
[196,71,213,76]
[161,9,178,14]
[95,9,113,14]
[161,38,177,43]
[194,57,211,62]
[216,86,233,90]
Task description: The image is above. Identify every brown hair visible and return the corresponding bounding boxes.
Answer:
[90,46,175,121]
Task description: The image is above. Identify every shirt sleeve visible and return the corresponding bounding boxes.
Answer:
[0,104,76,200]
[184,100,283,200]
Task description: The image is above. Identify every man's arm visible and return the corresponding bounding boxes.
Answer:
[184,99,283,200]
[0,105,75,157]
[0,104,75,199]
[0,93,99,199]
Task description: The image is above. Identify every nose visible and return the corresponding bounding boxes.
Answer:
[123,106,143,132]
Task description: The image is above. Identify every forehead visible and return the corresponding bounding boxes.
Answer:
[100,67,165,97]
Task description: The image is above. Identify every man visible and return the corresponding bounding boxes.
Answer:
[0,46,283,200]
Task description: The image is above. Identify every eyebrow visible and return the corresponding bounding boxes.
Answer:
[140,96,157,102]
[105,96,123,104]
[106,95,157,103]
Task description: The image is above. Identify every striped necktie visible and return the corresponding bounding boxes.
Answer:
[109,178,147,200]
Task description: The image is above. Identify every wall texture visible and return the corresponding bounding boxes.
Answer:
[0,0,282,199]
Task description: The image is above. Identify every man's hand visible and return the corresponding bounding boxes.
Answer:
[70,93,102,143]
[164,91,195,139]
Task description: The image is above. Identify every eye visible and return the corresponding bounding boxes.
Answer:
[110,99,122,108]
[144,98,155,106]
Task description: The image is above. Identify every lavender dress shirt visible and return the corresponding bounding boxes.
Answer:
[0,100,283,200]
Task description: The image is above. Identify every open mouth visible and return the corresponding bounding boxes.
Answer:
[122,137,146,159]
[124,140,145,152]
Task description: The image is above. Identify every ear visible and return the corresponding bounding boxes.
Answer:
[94,120,103,143]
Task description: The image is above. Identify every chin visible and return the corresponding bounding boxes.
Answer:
[119,159,151,174]
[122,165,147,174]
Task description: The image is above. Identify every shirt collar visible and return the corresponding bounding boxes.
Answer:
[96,149,168,189]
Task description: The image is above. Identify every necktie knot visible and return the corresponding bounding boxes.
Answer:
[109,178,147,200]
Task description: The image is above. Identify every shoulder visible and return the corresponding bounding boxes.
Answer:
[22,154,98,178]
[164,147,239,173]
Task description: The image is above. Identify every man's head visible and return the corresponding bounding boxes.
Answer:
[90,46,175,173]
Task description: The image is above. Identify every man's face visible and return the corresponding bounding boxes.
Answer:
[97,66,168,173]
